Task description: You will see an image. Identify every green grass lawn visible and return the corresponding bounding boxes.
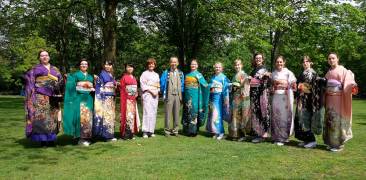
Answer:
[0,96,365,179]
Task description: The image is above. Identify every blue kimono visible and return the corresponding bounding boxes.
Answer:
[93,70,116,139]
[206,73,231,135]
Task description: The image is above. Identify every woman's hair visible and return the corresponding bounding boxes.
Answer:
[77,58,89,66]
[213,62,223,68]
[124,63,135,69]
[328,52,338,58]
[252,53,265,67]
[234,59,242,65]
[275,55,286,63]
[103,60,114,66]
[190,58,198,65]
[38,49,48,59]
[146,58,156,68]
[302,55,312,62]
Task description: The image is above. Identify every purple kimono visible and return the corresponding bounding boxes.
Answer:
[24,64,63,142]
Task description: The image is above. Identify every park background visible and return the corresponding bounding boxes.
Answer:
[0,0,365,96]
[1,0,366,179]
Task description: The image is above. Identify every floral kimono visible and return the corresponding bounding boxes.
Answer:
[24,64,63,142]
[324,65,356,148]
[271,68,296,142]
[229,70,251,139]
[250,66,271,137]
[63,70,94,139]
[294,68,326,143]
[206,73,230,135]
[182,70,209,135]
[93,70,116,140]
[120,73,140,139]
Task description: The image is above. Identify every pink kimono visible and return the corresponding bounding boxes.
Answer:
[324,65,356,148]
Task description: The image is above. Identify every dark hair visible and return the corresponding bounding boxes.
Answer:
[103,60,114,66]
[190,58,198,65]
[146,58,156,68]
[77,58,89,66]
[328,52,338,58]
[38,49,48,59]
[252,53,265,67]
[124,63,135,69]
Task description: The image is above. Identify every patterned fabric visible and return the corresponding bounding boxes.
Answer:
[294,68,326,142]
[120,74,140,139]
[323,65,356,148]
[140,70,160,134]
[271,68,296,142]
[63,70,94,139]
[93,70,116,139]
[24,64,63,142]
[206,73,230,135]
[182,70,209,135]
[229,70,251,138]
[249,66,271,137]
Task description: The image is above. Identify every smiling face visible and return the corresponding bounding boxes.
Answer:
[126,65,134,74]
[170,57,179,70]
[214,63,223,74]
[104,64,113,72]
[275,57,285,71]
[302,58,312,70]
[79,60,88,72]
[190,60,198,71]
[39,51,50,65]
[254,54,264,67]
[328,53,339,68]
[234,61,242,72]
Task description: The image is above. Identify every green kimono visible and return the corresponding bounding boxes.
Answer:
[182,70,209,135]
[63,70,94,139]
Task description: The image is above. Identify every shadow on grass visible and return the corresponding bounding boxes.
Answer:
[15,135,78,149]
[284,140,328,150]
[356,122,366,126]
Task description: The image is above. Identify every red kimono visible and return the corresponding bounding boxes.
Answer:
[120,74,140,139]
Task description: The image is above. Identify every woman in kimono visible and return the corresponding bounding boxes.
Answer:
[120,63,140,140]
[271,56,297,146]
[206,62,230,140]
[140,58,160,138]
[250,53,271,143]
[294,56,326,148]
[182,59,209,137]
[24,49,63,146]
[229,59,251,141]
[63,59,95,146]
[93,60,117,141]
[324,52,357,152]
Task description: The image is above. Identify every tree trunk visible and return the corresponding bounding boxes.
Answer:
[102,0,118,64]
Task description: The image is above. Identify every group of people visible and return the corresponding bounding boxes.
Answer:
[24,50,358,152]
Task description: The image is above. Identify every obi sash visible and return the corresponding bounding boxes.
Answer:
[210,80,223,93]
[101,82,115,95]
[35,74,58,88]
[326,79,342,95]
[250,78,261,87]
[185,76,199,88]
[273,79,289,94]
[76,81,94,92]
[126,85,138,96]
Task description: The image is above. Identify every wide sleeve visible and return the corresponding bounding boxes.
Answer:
[180,71,185,93]
[160,71,167,94]
[24,68,35,137]
[63,73,78,137]
[140,72,149,92]
[222,76,231,122]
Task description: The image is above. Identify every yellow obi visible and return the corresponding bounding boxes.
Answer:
[185,76,199,88]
